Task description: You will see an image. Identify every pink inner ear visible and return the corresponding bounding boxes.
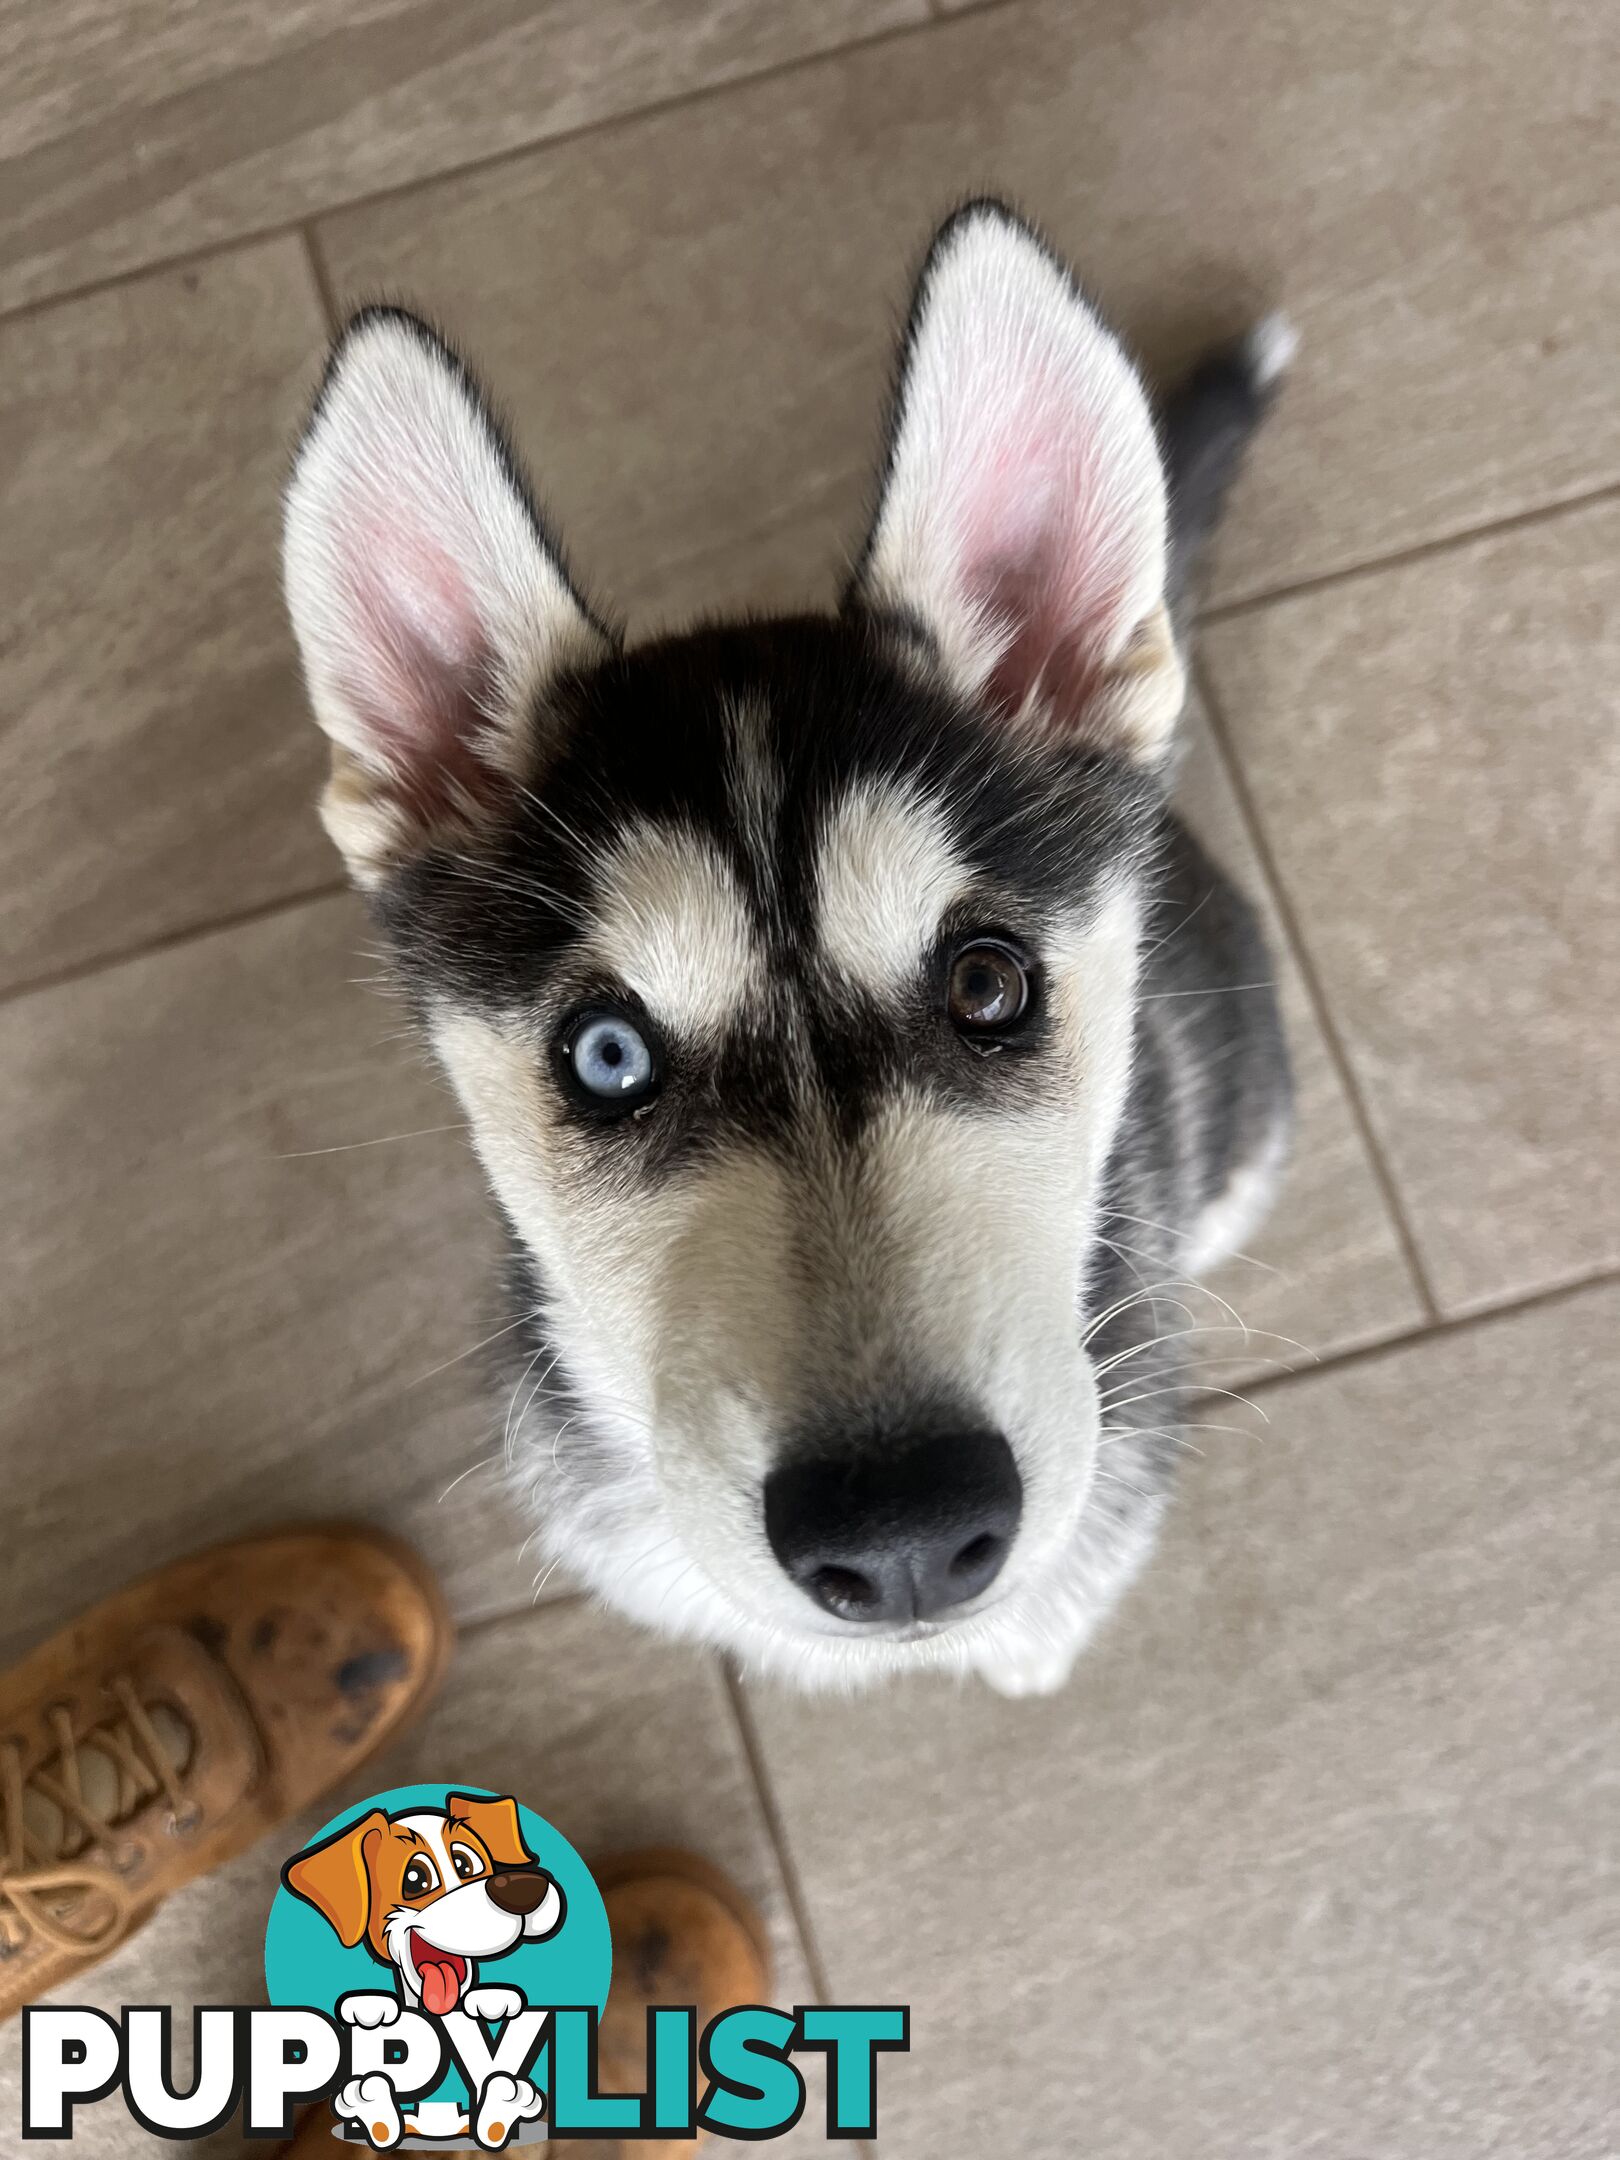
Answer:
[337,514,499,816]
[952,378,1134,725]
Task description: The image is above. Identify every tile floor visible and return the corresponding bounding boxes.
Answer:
[1,1,1615,2151]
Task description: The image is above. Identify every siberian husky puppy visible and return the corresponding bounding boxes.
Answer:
[282,201,1292,1695]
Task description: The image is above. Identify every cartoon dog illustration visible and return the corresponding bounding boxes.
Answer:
[283,1791,564,2147]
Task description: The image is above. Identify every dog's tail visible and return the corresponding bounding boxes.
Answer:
[1160,314,1297,628]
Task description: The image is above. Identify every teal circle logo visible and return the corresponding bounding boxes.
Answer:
[265,1783,610,2144]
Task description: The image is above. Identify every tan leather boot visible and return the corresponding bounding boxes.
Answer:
[279,1847,769,2154]
[0,1524,450,2020]
[569,1848,772,2159]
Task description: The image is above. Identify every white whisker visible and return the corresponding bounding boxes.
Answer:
[1103,1207,1281,1277]
[1099,1380,1269,1423]
[1083,1279,1204,1343]
[408,1310,538,1388]
[530,1552,569,1603]
[275,1122,465,1159]
[438,1452,501,1504]
[1137,981,1274,1001]
[1139,886,1212,959]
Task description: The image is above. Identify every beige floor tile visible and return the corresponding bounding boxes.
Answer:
[0,893,558,1674]
[314,0,1615,627]
[1171,703,1425,1377]
[742,1279,1620,2159]
[1208,199,1620,605]
[1203,500,1619,1315]
[0,0,928,311]
[0,1601,837,2153]
[0,241,333,991]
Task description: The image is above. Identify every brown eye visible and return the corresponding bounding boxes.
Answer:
[947,942,1031,1032]
[402,1856,439,1900]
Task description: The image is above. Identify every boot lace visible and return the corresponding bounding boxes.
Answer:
[0,1681,196,1960]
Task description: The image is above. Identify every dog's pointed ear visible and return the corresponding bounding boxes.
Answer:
[282,308,613,887]
[846,201,1182,766]
[281,1808,387,1948]
[446,1791,535,1869]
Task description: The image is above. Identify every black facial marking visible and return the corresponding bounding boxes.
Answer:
[377,614,1161,1174]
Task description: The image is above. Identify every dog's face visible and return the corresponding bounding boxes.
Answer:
[283,205,1183,1686]
[283,1793,564,2013]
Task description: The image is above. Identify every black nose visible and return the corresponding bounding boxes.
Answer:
[487,1869,550,1916]
[764,1429,1022,1624]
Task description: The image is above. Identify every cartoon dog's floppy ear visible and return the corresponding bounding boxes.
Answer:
[446,1792,535,1870]
[281,1807,388,1948]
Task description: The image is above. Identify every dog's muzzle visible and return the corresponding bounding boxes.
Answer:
[763,1426,1022,1626]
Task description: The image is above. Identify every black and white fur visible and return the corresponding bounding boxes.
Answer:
[282,202,1292,1696]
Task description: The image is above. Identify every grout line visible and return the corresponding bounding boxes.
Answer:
[1200,479,1620,621]
[0,7,981,333]
[1192,654,1443,1325]
[454,1588,592,1645]
[720,1661,844,2011]
[462,1574,835,1979]
[455,1611,871,2144]
[0,875,348,1009]
[0,225,311,330]
[724,1661,876,2155]
[300,220,343,338]
[1232,1263,1620,1400]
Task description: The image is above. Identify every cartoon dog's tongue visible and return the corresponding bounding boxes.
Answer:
[411,1939,466,2015]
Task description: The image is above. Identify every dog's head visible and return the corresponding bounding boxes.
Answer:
[282,1793,564,2013]
[282,203,1182,1686]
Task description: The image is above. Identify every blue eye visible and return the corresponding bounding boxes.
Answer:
[566,1011,657,1105]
